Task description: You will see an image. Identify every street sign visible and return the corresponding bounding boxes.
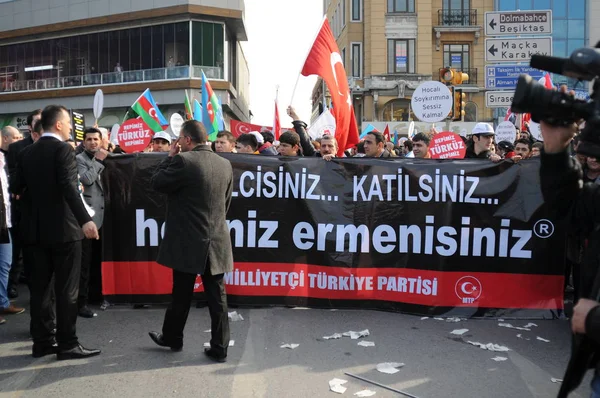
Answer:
[485,10,552,36]
[485,91,514,108]
[485,64,546,89]
[485,37,552,63]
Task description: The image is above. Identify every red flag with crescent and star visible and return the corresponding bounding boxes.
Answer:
[301,18,359,157]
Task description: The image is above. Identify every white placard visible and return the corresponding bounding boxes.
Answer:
[93,89,104,121]
[110,123,120,146]
[408,121,415,138]
[529,121,543,141]
[169,113,184,138]
[495,121,517,143]
[410,81,453,123]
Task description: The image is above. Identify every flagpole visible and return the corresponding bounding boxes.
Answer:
[274,85,279,131]
[290,15,328,106]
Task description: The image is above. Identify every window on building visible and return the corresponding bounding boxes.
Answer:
[443,0,470,11]
[351,42,362,78]
[342,0,346,28]
[382,99,415,121]
[341,47,346,68]
[443,44,470,72]
[387,39,415,73]
[351,0,362,21]
[464,102,477,122]
[387,0,415,13]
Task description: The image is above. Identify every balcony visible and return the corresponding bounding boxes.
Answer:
[438,9,477,26]
[435,68,478,85]
[433,9,482,50]
[0,65,223,94]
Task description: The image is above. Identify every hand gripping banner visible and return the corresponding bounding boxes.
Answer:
[100,154,565,318]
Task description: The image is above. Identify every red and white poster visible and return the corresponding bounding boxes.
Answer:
[118,119,153,153]
[429,131,466,159]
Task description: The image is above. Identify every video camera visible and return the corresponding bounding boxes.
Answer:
[510,41,600,158]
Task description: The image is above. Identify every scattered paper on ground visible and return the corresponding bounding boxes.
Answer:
[498,319,505,322]
[523,323,538,328]
[229,340,235,347]
[492,356,508,361]
[536,337,550,343]
[291,307,310,310]
[498,323,531,331]
[450,329,469,336]
[329,378,348,394]
[421,317,429,320]
[376,362,405,374]
[204,329,211,333]
[446,317,462,323]
[203,342,210,348]
[551,378,563,383]
[280,343,299,349]
[343,329,370,339]
[357,341,375,347]
[323,333,343,340]
[434,317,444,321]
[354,390,376,397]
[467,341,510,352]
[516,334,531,341]
[228,311,244,322]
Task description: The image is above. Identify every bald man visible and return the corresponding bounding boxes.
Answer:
[1,127,23,155]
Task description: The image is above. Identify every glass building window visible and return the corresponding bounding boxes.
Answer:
[387,0,415,13]
[388,39,415,73]
[443,44,470,71]
[351,0,362,21]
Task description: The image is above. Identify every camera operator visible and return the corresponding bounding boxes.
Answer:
[539,113,600,397]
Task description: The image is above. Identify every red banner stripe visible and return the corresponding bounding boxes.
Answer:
[102,261,564,310]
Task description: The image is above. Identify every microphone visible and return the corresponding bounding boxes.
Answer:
[530,55,566,75]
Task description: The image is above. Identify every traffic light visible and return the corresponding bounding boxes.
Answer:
[440,67,469,85]
[453,88,466,121]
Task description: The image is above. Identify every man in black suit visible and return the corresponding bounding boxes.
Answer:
[13,105,101,360]
[7,109,41,298]
[148,120,234,363]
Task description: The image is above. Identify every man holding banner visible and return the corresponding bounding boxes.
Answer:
[148,120,233,363]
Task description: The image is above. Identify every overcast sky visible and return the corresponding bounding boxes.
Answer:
[242,0,323,127]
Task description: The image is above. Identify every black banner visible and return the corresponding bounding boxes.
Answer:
[101,154,565,318]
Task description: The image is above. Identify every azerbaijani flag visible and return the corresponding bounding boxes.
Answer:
[201,71,225,141]
[184,91,193,120]
[193,99,202,122]
[131,89,168,133]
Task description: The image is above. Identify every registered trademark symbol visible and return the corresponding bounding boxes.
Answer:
[533,219,554,238]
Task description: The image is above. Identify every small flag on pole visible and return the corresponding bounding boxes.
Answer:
[184,91,193,121]
[130,89,168,133]
[201,71,225,141]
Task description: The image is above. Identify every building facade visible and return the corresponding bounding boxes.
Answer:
[316,0,594,132]
[317,0,494,130]
[0,0,250,131]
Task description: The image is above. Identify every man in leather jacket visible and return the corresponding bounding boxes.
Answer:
[539,119,600,397]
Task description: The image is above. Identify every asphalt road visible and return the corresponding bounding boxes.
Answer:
[0,292,593,398]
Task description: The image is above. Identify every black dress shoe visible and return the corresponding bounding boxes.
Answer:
[7,286,18,299]
[32,343,58,358]
[56,344,101,360]
[204,348,226,363]
[78,306,97,318]
[148,331,182,352]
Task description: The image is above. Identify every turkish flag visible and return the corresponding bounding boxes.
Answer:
[383,124,391,142]
[273,100,282,140]
[301,19,359,157]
